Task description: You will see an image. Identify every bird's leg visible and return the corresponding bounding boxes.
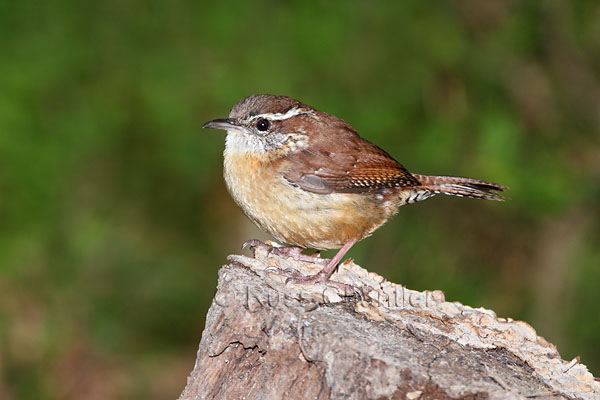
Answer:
[244,239,362,297]
[283,239,361,297]
[242,239,329,265]
[286,239,357,283]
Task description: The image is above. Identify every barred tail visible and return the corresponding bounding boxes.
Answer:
[412,174,508,201]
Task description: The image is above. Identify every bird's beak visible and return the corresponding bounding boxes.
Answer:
[202,118,245,133]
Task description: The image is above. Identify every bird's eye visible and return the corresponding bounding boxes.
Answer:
[256,118,270,132]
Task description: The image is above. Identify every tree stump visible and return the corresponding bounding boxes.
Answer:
[180,245,599,399]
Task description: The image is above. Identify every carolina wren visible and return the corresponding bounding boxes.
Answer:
[203,94,506,287]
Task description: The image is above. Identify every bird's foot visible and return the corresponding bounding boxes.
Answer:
[242,239,329,265]
[285,271,362,299]
[261,267,362,299]
[244,239,363,298]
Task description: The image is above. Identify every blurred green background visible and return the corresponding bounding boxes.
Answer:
[1,0,599,398]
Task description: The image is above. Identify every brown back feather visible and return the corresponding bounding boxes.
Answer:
[282,121,420,194]
[278,107,507,201]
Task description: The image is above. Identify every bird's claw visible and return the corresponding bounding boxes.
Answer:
[242,239,263,251]
[279,270,363,299]
[241,239,330,265]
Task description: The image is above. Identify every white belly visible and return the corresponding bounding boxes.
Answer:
[223,151,397,249]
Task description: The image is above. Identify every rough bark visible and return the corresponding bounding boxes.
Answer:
[180,245,599,400]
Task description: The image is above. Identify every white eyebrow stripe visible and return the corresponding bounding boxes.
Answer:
[250,107,313,121]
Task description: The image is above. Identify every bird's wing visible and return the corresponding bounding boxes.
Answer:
[282,129,420,194]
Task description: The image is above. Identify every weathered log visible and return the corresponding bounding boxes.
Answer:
[180,245,599,399]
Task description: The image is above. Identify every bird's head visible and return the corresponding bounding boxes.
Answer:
[203,94,318,155]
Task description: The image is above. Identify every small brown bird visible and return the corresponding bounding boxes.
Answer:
[204,94,506,288]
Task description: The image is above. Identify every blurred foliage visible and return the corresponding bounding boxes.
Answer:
[1,0,599,398]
